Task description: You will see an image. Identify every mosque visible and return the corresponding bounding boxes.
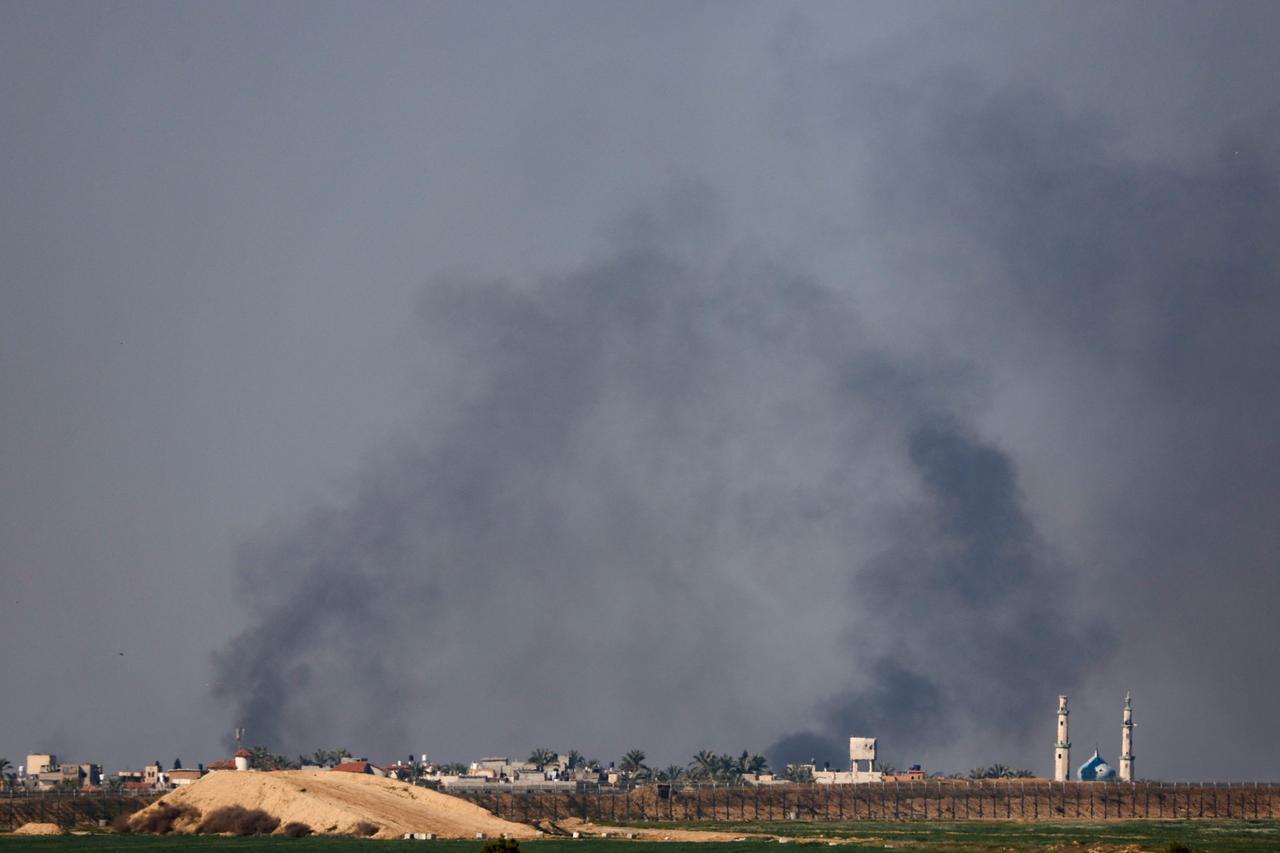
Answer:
[1053,691,1135,782]
[1077,750,1116,781]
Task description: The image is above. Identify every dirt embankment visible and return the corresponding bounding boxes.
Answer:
[12,822,64,835]
[128,770,540,840]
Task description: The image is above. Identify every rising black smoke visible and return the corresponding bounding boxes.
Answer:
[214,68,1280,773]
[211,177,1103,766]
[772,71,1280,774]
[769,418,1111,768]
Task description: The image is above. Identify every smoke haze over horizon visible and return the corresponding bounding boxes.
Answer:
[3,2,1280,779]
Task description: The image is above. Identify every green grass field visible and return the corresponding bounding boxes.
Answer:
[641,819,1280,851]
[4,822,1280,853]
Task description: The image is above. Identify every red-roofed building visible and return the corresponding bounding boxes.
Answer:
[331,760,386,777]
[382,762,416,781]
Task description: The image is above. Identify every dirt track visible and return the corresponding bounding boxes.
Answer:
[549,817,757,842]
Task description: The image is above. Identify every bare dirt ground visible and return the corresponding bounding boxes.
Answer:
[129,770,541,839]
[548,817,758,842]
[12,822,64,835]
[545,817,885,844]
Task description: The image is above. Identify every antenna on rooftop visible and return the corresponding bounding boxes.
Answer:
[235,728,244,748]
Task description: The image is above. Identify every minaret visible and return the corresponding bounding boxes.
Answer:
[1119,691,1135,781]
[1054,695,1071,782]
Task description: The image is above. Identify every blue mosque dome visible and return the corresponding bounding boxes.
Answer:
[1077,749,1117,781]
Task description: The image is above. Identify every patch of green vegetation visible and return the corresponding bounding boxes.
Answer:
[609,820,1280,853]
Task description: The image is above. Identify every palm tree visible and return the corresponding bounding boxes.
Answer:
[727,751,768,782]
[565,750,584,770]
[689,750,719,781]
[441,762,469,776]
[528,748,558,770]
[248,746,296,771]
[619,749,647,777]
[304,749,333,767]
[784,763,814,783]
[717,753,741,783]
[968,766,990,780]
[586,758,602,772]
[658,765,686,783]
[0,758,9,788]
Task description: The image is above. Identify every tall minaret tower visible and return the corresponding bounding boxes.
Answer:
[1054,695,1071,782]
[1119,691,1135,781]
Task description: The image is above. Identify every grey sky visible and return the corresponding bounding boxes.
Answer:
[2,2,1279,779]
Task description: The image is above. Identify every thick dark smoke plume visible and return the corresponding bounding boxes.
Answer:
[212,180,1101,767]
[809,77,1280,774]
[770,420,1110,768]
[215,69,1280,775]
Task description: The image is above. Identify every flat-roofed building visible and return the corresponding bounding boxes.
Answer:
[167,768,205,786]
[26,754,56,776]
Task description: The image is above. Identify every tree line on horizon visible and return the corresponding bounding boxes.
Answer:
[0,752,1035,788]
[524,748,774,784]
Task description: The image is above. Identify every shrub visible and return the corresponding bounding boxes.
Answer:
[1165,844,1193,853]
[197,805,280,836]
[282,821,313,838]
[482,838,522,853]
[132,803,200,835]
[353,820,379,837]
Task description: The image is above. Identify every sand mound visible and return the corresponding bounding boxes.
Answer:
[13,822,64,835]
[130,770,539,840]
